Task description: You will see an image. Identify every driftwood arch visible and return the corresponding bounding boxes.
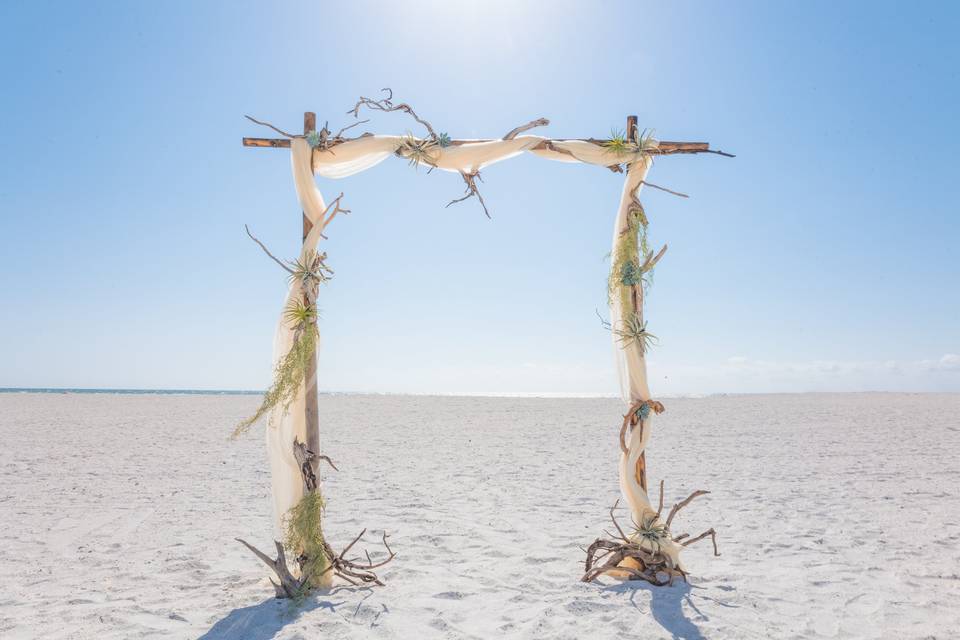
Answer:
[232,90,732,597]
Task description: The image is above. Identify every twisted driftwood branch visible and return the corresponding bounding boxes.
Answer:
[348,87,439,141]
[656,479,665,518]
[320,529,397,587]
[682,528,720,556]
[244,115,298,139]
[641,180,689,198]
[665,489,710,530]
[347,89,505,218]
[333,118,370,140]
[641,245,668,272]
[502,117,550,140]
[317,192,351,238]
[235,538,302,598]
[446,171,491,218]
[244,225,294,275]
[618,399,666,454]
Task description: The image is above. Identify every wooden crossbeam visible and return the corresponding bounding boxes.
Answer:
[242,130,733,157]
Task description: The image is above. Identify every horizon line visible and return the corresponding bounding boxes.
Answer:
[0,387,954,399]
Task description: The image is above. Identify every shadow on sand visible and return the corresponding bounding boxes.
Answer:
[198,593,348,640]
[605,580,723,640]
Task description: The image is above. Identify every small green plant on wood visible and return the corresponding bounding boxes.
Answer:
[613,315,658,354]
[632,512,669,555]
[603,126,659,157]
[604,193,663,355]
[604,128,631,155]
[290,250,333,289]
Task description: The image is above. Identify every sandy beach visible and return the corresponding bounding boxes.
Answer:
[1,392,958,639]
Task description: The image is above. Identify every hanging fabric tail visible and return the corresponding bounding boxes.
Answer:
[264,139,328,537]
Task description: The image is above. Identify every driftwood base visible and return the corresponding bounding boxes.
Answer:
[238,444,395,597]
[582,488,719,586]
[238,528,395,598]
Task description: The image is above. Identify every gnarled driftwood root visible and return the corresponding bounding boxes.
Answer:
[237,528,396,598]
[238,440,395,597]
[582,490,719,586]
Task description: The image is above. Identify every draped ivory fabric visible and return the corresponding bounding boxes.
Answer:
[608,158,686,567]
[609,159,657,511]
[263,139,329,536]
[266,136,661,545]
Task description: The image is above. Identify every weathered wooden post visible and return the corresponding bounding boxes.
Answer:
[301,112,322,483]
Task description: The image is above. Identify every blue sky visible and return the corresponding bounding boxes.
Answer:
[1,1,958,394]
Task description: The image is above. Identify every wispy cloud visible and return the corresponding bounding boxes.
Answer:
[920,353,960,372]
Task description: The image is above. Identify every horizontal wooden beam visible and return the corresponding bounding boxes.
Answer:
[241,136,733,157]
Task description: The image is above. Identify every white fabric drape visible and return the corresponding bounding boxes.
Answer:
[266,135,659,542]
[608,160,661,524]
[264,139,330,535]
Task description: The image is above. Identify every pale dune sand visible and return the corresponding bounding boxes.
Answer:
[1,392,958,639]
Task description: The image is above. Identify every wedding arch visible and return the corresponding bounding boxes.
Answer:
[233,90,733,597]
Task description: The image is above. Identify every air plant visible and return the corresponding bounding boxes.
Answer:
[284,299,318,328]
[604,128,631,155]
[604,126,659,157]
[632,512,669,555]
[437,132,452,148]
[288,250,334,289]
[398,133,439,170]
[634,127,659,154]
[614,314,658,354]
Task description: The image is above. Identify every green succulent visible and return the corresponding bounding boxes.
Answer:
[620,260,643,286]
[638,402,651,421]
[608,198,651,303]
[437,132,451,147]
[305,130,323,149]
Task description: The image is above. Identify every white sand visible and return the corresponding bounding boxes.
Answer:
[1,392,958,639]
